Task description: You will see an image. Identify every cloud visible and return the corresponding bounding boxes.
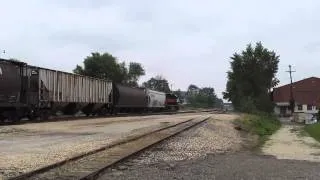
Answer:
[1,0,320,99]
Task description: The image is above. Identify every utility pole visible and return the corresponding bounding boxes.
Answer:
[0,50,5,59]
[286,65,296,113]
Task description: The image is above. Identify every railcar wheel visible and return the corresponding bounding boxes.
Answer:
[0,115,5,122]
[27,114,36,121]
[113,108,118,115]
[27,110,37,120]
[99,109,109,116]
[39,110,50,120]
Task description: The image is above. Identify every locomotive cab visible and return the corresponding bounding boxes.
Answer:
[165,93,179,111]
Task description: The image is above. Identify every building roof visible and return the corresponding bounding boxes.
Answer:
[272,77,320,105]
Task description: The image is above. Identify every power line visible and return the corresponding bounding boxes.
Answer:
[286,65,296,112]
[0,50,5,58]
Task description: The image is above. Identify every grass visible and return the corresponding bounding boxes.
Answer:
[304,123,320,142]
[234,113,281,146]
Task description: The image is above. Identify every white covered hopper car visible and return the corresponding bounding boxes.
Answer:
[145,89,166,111]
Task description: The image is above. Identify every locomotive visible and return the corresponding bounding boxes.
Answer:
[0,59,179,121]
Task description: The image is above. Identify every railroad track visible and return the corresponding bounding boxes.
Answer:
[0,109,217,126]
[9,115,211,180]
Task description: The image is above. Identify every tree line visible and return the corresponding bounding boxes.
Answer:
[178,84,224,109]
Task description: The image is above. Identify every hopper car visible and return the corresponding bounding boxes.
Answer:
[0,59,179,121]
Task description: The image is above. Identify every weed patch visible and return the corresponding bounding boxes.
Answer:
[305,123,320,142]
[234,114,281,147]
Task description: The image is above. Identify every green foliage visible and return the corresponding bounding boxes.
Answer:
[215,98,224,109]
[305,123,320,142]
[186,85,222,108]
[142,75,171,93]
[128,62,145,83]
[238,97,257,113]
[188,84,199,91]
[223,42,280,113]
[73,52,145,86]
[237,114,281,137]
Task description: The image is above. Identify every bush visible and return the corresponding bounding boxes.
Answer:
[238,97,257,113]
[236,114,281,137]
[236,95,275,114]
[254,94,275,113]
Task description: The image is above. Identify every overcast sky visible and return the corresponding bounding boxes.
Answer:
[1,0,320,98]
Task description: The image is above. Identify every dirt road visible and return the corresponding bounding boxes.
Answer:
[262,124,320,162]
[100,152,320,180]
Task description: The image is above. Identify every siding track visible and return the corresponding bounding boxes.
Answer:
[9,115,211,180]
[1,110,216,126]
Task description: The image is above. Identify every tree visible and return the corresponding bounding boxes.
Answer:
[186,85,218,108]
[142,75,171,93]
[73,52,145,86]
[223,42,280,113]
[128,62,145,82]
[214,98,224,109]
[187,84,199,91]
[186,84,200,97]
[125,62,145,87]
[73,65,84,75]
[173,89,185,104]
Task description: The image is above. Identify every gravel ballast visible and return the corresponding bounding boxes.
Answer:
[99,114,245,179]
[131,116,243,164]
[99,114,320,180]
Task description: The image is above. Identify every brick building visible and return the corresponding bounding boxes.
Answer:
[272,77,320,116]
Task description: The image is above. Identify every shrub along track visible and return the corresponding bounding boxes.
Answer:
[8,115,211,180]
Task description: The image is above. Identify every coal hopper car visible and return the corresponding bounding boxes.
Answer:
[112,83,148,113]
[0,59,113,121]
[28,66,113,118]
[0,58,178,122]
[0,59,28,121]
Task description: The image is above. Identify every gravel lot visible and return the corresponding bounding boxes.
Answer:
[0,113,205,179]
[100,152,320,180]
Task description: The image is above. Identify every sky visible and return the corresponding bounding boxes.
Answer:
[1,0,320,99]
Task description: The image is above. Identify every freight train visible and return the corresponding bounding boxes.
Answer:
[0,59,179,121]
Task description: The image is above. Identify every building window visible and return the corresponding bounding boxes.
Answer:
[307,105,312,110]
[298,105,303,111]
